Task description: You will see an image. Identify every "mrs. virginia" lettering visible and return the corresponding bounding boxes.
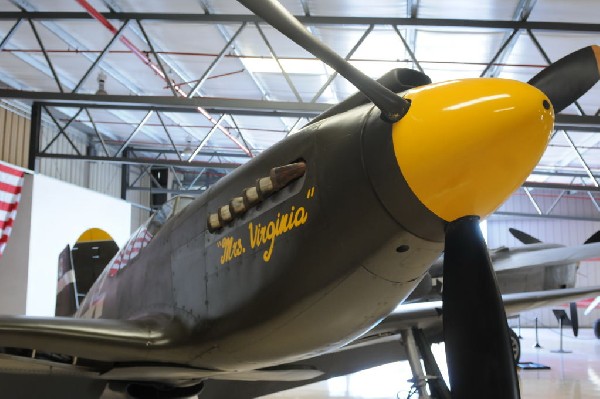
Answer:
[248,206,308,262]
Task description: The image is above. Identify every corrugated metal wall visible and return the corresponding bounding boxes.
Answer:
[490,190,600,328]
[0,106,30,168]
[126,171,151,231]
[0,105,151,231]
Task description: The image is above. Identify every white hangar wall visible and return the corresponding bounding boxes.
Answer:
[490,189,600,328]
[0,173,131,316]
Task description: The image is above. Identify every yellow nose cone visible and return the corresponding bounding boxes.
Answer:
[392,78,553,222]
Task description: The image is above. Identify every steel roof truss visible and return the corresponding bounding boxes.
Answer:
[136,20,177,97]
[188,114,226,162]
[115,110,153,157]
[72,20,130,94]
[27,18,63,93]
[155,111,182,161]
[2,12,600,33]
[0,18,22,51]
[255,22,303,103]
[41,106,83,156]
[84,108,109,157]
[312,25,374,103]
[561,130,600,187]
[187,22,247,99]
[523,187,543,215]
[392,25,424,74]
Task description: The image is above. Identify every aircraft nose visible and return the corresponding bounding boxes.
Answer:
[391,78,554,222]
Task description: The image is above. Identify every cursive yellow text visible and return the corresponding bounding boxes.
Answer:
[217,236,245,265]
[248,206,309,262]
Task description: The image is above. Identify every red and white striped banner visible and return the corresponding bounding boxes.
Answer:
[0,162,25,258]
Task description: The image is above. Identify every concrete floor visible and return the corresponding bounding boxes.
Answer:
[261,328,600,399]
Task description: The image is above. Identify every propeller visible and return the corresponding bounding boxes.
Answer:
[443,217,519,398]
[528,45,600,113]
[236,0,410,122]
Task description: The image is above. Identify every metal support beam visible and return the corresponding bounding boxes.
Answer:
[187,167,208,190]
[227,115,253,157]
[481,0,536,77]
[127,186,204,195]
[523,187,543,214]
[156,112,182,161]
[187,22,246,98]
[393,25,425,74]
[84,108,109,156]
[27,18,63,92]
[115,111,153,157]
[124,147,251,159]
[28,102,41,171]
[546,188,567,215]
[3,12,600,33]
[493,211,600,222]
[0,18,22,51]
[0,89,331,117]
[532,169,600,179]
[586,191,600,214]
[311,25,374,103]
[136,19,177,96]
[255,22,303,103]
[4,90,600,129]
[560,130,599,187]
[524,181,600,193]
[480,29,520,77]
[188,114,225,162]
[41,106,83,155]
[34,152,240,169]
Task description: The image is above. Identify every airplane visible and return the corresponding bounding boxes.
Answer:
[1,1,600,398]
[406,227,600,302]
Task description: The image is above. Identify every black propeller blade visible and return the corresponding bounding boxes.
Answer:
[443,216,519,399]
[236,0,410,122]
[528,45,600,113]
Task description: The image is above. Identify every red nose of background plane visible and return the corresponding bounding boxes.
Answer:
[391,78,554,222]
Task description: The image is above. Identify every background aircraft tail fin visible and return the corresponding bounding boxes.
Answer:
[55,245,78,317]
[584,231,600,244]
[509,228,542,244]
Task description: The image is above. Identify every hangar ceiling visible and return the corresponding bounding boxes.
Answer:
[0,0,599,218]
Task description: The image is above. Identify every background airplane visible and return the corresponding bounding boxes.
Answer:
[0,0,599,398]
[166,286,600,399]
[407,227,600,303]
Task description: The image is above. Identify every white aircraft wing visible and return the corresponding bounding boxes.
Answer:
[363,285,600,340]
[492,242,600,273]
